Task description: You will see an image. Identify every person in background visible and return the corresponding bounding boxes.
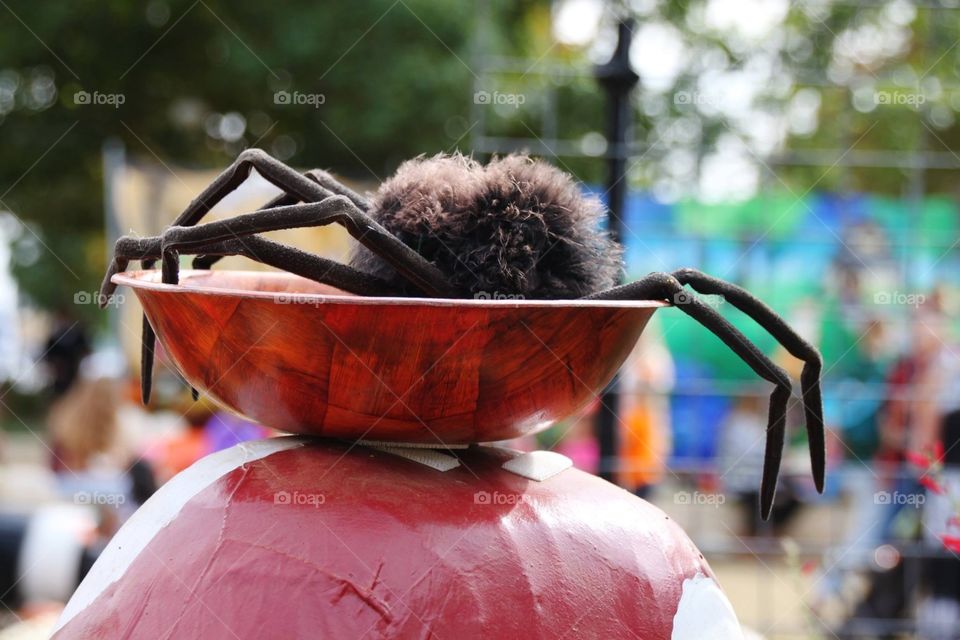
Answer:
[835,320,890,467]
[149,395,270,483]
[908,304,960,639]
[718,392,799,536]
[552,403,599,473]
[618,319,674,499]
[815,319,891,604]
[41,312,90,399]
[205,411,271,452]
[47,376,156,529]
[48,378,122,474]
[877,305,943,532]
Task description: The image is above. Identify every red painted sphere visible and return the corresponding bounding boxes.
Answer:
[53,438,741,639]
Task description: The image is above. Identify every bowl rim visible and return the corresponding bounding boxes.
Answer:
[113,270,671,310]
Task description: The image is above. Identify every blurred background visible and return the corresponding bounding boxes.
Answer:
[1,0,960,638]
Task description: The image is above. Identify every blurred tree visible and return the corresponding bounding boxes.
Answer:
[0,0,478,313]
[1,0,959,315]
[482,0,960,199]
[473,0,960,384]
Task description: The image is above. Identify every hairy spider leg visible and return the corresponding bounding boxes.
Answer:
[586,272,794,520]
[109,232,393,403]
[100,150,354,299]
[101,150,455,403]
[304,169,370,211]
[109,197,456,402]
[156,197,455,297]
[193,168,369,271]
[672,267,825,494]
[112,149,451,297]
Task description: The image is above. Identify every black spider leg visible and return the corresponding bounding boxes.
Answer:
[114,236,395,295]
[108,191,295,404]
[102,151,354,297]
[192,168,368,271]
[97,150,303,404]
[109,228,399,403]
[140,259,157,404]
[155,197,456,295]
[145,197,457,403]
[117,235,394,297]
[191,187,297,271]
[100,150,452,403]
[101,149,447,299]
[304,169,370,211]
[586,273,793,520]
[672,268,825,494]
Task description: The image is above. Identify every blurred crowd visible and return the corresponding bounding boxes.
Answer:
[814,290,960,639]
[0,260,957,638]
[542,275,960,637]
[0,317,272,637]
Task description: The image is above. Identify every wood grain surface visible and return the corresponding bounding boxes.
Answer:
[116,270,665,444]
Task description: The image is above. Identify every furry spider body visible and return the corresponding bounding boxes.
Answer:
[101,148,824,517]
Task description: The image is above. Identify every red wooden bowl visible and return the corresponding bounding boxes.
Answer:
[115,270,665,444]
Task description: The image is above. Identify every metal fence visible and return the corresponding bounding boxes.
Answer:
[470,1,960,637]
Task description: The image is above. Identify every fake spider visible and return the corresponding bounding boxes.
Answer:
[99,148,824,517]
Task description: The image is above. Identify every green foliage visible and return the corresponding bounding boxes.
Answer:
[0,0,480,309]
[1,0,959,313]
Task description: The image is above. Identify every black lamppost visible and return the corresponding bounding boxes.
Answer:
[593,17,638,482]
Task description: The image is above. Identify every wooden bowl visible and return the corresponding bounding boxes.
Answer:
[115,270,665,444]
